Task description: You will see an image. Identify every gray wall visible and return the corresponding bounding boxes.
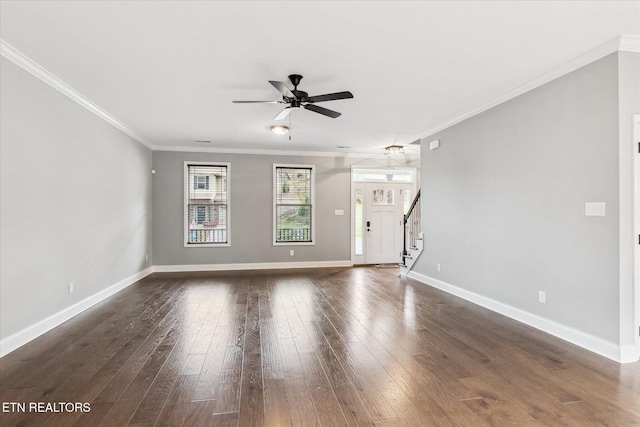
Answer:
[0,58,153,340]
[153,151,356,265]
[618,51,640,347]
[414,53,625,343]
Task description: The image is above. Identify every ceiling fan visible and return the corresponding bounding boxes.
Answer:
[233,74,353,120]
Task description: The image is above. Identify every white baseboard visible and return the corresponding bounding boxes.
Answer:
[407,271,636,364]
[0,262,352,358]
[620,345,640,364]
[152,260,353,273]
[0,267,153,358]
[11,263,629,363]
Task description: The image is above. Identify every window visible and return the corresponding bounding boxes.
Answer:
[352,168,415,183]
[195,175,209,190]
[184,162,230,246]
[274,165,314,245]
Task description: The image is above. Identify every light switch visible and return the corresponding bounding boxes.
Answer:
[585,202,605,217]
[334,210,344,216]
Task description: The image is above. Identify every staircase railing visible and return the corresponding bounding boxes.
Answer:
[403,189,421,264]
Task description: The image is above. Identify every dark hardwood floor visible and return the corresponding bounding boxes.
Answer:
[1,266,639,426]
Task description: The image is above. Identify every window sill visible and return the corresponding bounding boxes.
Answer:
[184,243,231,248]
[273,241,315,246]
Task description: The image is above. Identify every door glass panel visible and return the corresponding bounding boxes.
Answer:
[372,189,394,205]
[403,189,412,214]
[355,188,363,255]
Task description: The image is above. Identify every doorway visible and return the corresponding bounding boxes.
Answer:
[364,182,411,264]
[352,168,416,265]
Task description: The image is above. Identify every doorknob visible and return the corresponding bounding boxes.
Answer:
[366,220,371,232]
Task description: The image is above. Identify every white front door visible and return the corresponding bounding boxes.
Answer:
[365,182,409,264]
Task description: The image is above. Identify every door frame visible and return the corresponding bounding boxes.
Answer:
[364,181,412,265]
[350,166,417,265]
[633,114,640,359]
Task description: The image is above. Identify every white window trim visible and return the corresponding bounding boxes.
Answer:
[273,163,315,246]
[184,161,231,248]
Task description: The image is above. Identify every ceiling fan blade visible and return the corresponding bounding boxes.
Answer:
[232,100,284,104]
[273,107,291,121]
[269,80,294,97]
[307,91,354,103]
[303,104,341,118]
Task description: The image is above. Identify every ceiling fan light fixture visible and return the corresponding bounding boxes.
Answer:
[271,125,289,135]
[385,145,404,155]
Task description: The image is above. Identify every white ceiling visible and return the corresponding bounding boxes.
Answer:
[1,1,638,157]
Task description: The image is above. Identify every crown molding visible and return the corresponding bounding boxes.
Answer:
[419,34,640,140]
[3,34,636,155]
[0,40,414,158]
[154,144,419,159]
[619,35,640,52]
[0,39,154,150]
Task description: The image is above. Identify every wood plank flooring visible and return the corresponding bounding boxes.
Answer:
[1,266,639,426]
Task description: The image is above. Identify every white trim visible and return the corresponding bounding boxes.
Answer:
[634,114,640,359]
[0,267,153,358]
[273,164,315,246]
[3,35,635,159]
[0,39,154,150]
[407,271,632,363]
[619,35,640,53]
[418,35,640,141]
[1,261,353,358]
[621,345,639,364]
[153,260,352,273]
[184,161,231,248]
[156,144,420,159]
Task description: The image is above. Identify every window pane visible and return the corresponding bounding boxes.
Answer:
[186,164,228,245]
[276,168,311,204]
[275,205,311,242]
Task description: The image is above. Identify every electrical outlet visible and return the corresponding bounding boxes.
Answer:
[290,250,294,256]
[538,291,546,304]
[69,283,74,294]
[437,263,441,272]
[145,254,149,262]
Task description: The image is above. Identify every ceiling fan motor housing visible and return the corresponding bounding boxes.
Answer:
[291,90,309,102]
